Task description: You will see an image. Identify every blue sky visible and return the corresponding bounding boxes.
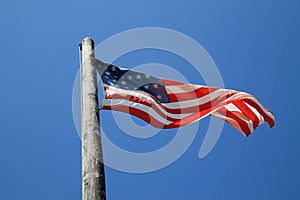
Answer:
[1,0,299,199]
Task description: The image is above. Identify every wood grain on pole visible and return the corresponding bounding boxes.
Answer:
[81,37,106,200]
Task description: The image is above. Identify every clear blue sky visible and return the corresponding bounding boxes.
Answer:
[1,0,299,199]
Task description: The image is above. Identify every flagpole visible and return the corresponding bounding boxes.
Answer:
[80,37,106,200]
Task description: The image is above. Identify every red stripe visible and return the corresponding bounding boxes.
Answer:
[103,105,165,128]
[102,105,184,129]
[167,87,220,102]
[163,79,187,86]
[233,101,260,129]
[102,104,220,129]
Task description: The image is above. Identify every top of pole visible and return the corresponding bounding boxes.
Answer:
[80,37,94,51]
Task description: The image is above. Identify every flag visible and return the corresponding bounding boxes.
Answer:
[95,59,275,137]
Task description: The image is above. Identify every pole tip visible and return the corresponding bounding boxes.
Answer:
[82,37,94,50]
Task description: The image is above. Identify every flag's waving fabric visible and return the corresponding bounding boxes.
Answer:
[95,59,275,137]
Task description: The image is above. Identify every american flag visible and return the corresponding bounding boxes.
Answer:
[95,59,275,137]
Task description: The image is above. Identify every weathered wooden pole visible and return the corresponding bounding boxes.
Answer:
[80,37,106,200]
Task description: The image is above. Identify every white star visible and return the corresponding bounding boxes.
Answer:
[136,74,142,80]
[111,66,116,71]
[105,71,110,75]
[114,75,118,79]
[144,85,149,89]
[145,74,150,79]
[128,75,133,80]
[157,94,162,99]
[112,79,117,83]
[153,83,159,89]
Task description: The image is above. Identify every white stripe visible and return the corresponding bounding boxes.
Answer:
[163,89,228,108]
[224,103,240,112]
[104,86,192,119]
[163,90,250,109]
[165,84,203,94]
[103,83,115,88]
[103,99,173,125]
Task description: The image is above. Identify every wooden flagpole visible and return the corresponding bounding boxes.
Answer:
[80,37,106,200]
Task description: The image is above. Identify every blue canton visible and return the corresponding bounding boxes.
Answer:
[96,63,169,103]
